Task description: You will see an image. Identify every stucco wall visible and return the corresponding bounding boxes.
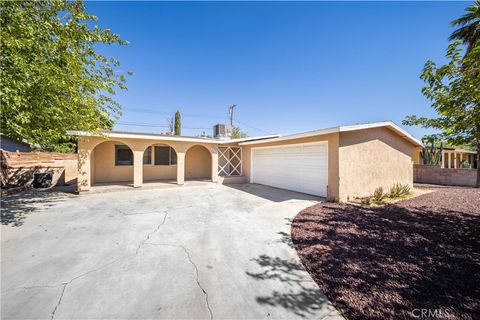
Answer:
[241,133,340,201]
[413,165,476,187]
[143,165,177,181]
[91,141,133,184]
[338,127,414,201]
[185,145,212,179]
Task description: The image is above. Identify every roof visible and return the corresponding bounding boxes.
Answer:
[66,130,279,145]
[239,121,424,147]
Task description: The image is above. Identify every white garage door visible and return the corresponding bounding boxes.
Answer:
[251,142,328,197]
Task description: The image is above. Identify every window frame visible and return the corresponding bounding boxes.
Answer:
[153,146,177,166]
[143,146,153,166]
[115,144,133,166]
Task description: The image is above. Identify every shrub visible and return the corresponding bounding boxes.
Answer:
[389,183,411,198]
[372,187,387,203]
[360,196,371,206]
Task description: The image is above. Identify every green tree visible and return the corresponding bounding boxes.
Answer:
[449,0,480,54]
[230,126,248,139]
[174,110,181,135]
[403,41,480,186]
[0,0,130,152]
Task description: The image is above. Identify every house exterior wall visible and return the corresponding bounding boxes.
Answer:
[338,127,414,201]
[185,145,211,179]
[92,141,133,183]
[143,165,177,181]
[241,133,340,201]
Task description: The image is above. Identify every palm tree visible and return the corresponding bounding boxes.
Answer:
[449,0,480,53]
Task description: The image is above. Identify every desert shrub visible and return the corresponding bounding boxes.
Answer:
[360,196,371,206]
[389,183,411,198]
[459,160,472,169]
[372,187,387,203]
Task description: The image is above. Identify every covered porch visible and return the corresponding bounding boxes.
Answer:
[75,132,245,192]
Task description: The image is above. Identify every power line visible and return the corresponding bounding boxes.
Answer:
[236,120,275,135]
[117,121,211,130]
[122,108,225,120]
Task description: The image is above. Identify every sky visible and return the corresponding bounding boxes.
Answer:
[86,1,470,139]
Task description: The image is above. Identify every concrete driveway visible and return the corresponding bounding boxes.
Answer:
[1,183,342,320]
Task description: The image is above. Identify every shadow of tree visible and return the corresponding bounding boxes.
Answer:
[291,187,480,320]
[1,187,75,227]
[246,254,335,318]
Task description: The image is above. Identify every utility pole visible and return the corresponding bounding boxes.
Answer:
[228,104,236,126]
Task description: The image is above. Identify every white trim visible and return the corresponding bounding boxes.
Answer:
[67,130,278,145]
[240,121,423,147]
[241,128,339,146]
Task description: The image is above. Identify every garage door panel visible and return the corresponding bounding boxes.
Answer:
[252,143,328,197]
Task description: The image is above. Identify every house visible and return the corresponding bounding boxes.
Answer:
[0,133,32,152]
[414,147,477,169]
[68,121,423,202]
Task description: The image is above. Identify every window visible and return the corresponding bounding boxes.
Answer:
[154,146,177,166]
[143,146,152,165]
[115,144,133,166]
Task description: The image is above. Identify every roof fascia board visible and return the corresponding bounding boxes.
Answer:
[67,131,278,145]
[239,127,339,146]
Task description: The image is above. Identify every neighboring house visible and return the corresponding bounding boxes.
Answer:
[68,121,423,202]
[0,133,32,152]
[414,147,477,169]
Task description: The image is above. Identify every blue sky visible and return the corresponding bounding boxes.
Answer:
[86,1,470,139]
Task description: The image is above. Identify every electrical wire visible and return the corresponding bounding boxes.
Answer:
[122,108,225,120]
[117,121,211,130]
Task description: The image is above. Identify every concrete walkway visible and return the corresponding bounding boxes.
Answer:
[1,183,343,320]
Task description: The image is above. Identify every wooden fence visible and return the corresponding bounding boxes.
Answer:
[1,149,78,189]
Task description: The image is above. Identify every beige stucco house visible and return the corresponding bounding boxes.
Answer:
[68,121,423,202]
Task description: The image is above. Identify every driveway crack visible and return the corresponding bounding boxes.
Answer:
[135,210,169,254]
[50,283,67,320]
[144,242,214,320]
[181,245,214,320]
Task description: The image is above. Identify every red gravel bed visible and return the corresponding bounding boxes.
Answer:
[291,186,480,320]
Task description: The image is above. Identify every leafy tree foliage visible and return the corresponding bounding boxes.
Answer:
[0,0,130,151]
[230,126,248,139]
[403,41,480,186]
[174,110,181,135]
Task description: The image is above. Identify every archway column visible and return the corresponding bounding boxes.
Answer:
[133,150,144,188]
[176,152,185,185]
[211,149,219,183]
[77,148,91,192]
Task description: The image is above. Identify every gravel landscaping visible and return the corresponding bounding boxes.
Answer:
[291,185,480,320]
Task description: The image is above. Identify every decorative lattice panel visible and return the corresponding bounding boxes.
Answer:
[218,147,242,176]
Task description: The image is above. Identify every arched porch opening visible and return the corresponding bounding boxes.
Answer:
[185,145,212,181]
[91,141,134,186]
[142,143,178,183]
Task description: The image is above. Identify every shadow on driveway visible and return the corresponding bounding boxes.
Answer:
[1,187,75,227]
[225,183,322,202]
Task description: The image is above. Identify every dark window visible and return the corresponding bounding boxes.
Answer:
[143,146,152,165]
[154,146,177,165]
[170,149,177,165]
[115,144,133,166]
